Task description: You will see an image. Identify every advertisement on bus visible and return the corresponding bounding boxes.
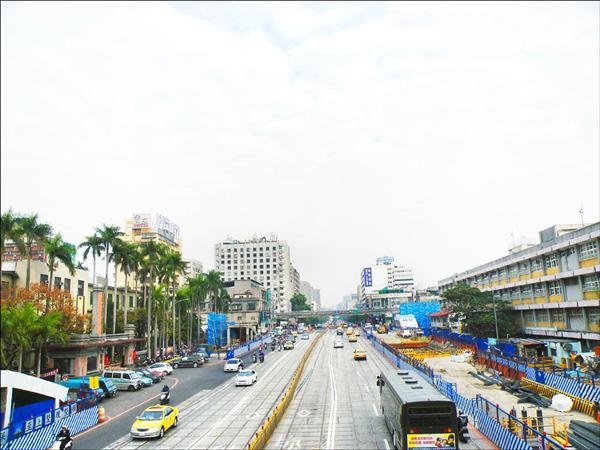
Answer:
[407,433,456,449]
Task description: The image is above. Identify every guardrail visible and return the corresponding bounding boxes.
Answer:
[520,378,598,417]
[246,332,324,450]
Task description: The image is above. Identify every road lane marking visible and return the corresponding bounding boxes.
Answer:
[372,404,379,417]
[325,348,338,450]
[365,385,370,393]
[185,345,297,449]
[74,376,180,440]
[383,438,390,450]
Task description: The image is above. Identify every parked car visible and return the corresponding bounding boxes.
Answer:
[235,370,257,386]
[103,370,143,391]
[145,367,166,379]
[224,358,245,372]
[173,354,204,369]
[133,372,154,387]
[194,349,210,361]
[136,369,162,384]
[148,362,173,376]
[130,405,179,439]
[59,378,105,401]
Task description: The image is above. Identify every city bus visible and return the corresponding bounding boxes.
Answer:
[376,368,459,450]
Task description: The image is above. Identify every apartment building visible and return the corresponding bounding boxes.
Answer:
[182,258,203,283]
[223,279,267,344]
[214,235,296,312]
[359,256,415,309]
[438,223,600,350]
[123,213,182,253]
[300,280,321,311]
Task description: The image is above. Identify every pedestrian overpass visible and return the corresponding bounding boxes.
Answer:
[272,308,391,320]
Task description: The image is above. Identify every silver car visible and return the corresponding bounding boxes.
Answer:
[333,340,344,348]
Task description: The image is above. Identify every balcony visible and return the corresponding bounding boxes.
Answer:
[546,267,559,275]
[549,294,563,303]
[579,256,599,268]
[519,274,530,281]
[534,296,545,304]
[583,290,600,300]
[531,270,544,278]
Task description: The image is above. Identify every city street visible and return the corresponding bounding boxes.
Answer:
[268,331,495,450]
[74,351,258,450]
[102,337,313,449]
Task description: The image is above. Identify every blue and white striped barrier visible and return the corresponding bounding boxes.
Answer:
[542,372,600,402]
[3,406,98,450]
[474,409,532,450]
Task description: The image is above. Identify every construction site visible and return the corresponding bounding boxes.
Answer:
[375,328,600,450]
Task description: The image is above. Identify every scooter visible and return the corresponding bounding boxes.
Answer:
[458,412,470,443]
[49,437,72,450]
[252,353,257,363]
[259,353,265,363]
[160,391,170,405]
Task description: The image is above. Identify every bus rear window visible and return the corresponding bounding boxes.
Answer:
[409,416,452,428]
[408,406,453,415]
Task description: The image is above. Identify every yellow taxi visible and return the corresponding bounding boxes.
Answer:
[353,348,367,361]
[130,404,179,439]
[343,323,348,329]
[348,334,358,343]
[346,327,354,336]
[291,331,298,337]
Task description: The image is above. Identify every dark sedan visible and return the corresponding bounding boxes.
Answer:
[172,354,204,368]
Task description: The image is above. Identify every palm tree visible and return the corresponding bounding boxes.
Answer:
[109,237,125,334]
[96,225,123,329]
[139,240,162,356]
[33,310,65,376]
[162,250,187,352]
[189,273,208,342]
[113,241,137,329]
[78,234,104,283]
[44,234,76,290]
[17,214,52,289]
[205,270,224,313]
[0,209,25,277]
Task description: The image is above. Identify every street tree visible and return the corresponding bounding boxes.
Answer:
[291,293,311,311]
[17,214,52,289]
[442,284,518,338]
[44,234,76,292]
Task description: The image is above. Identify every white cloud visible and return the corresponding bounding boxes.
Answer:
[2,1,598,307]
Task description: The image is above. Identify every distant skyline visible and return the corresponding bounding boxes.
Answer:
[2,2,598,308]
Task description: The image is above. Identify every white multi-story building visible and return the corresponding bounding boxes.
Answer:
[300,280,321,311]
[359,256,415,309]
[123,213,182,253]
[182,258,203,283]
[342,293,358,310]
[215,235,296,312]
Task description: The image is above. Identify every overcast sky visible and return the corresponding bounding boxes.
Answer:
[2,1,599,308]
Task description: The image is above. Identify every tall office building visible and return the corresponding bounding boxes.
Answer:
[215,235,297,312]
[300,280,321,311]
[182,258,203,283]
[359,256,415,309]
[123,213,182,253]
[439,223,600,350]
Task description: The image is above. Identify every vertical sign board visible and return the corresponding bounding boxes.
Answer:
[363,268,373,288]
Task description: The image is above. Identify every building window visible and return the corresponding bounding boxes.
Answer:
[531,258,542,271]
[129,295,134,308]
[40,274,49,285]
[77,280,84,296]
[579,241,598,259]
[548,281,562,295]
[545,255,558,269]
[534,284,545,296]
[87,356,97,372]
[64,278,71,292]
[54,276,62,288]
[582,274,599,290]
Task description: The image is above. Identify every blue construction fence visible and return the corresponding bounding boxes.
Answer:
[207,313,228,346]
[398,300,440,331]
[431,329,600,403]
[1,397,98,450]
[364,331,569,450]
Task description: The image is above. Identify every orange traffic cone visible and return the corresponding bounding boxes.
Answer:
[98,405,106,423]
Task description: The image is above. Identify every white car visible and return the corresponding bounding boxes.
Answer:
[224,358,244,373]
[333,340,344,348]
[235,370,257,386]
[148,362,173,376]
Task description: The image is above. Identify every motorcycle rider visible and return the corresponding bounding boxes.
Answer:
[252,351,258,363]
[56,426,72,450]
[160,383,170,403]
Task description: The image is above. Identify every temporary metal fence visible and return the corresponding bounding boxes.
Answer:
[1,397,99,450]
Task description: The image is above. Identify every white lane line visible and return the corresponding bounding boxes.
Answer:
[383,438,390,450]
[372,404,379,417]
[185,346,297,449]
[325,343,338,450]
[356,371,363,378]
[365,385,370,393]
[352,361,355,367]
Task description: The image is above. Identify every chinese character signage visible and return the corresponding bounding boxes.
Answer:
[407,433,456,449]
[363,268,373,287]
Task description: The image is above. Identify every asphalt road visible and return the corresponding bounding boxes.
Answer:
[74,351,259,450]
[104,336,315,449]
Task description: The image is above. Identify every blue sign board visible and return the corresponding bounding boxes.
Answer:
[363,268,373,287]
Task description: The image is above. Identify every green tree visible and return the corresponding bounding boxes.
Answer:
[96,225,123,329]
[33,310,66,376]
[442,284,518,338]
[78,234,105,285]
[205,270,225,313]
[44,234,76,290]
[161,250,186,352]
[1,209,25,278]
[291,293,311,311]
[139,240,163,355]
[17,214,52,289]
[188,273,208,341]
[112,241,137,330]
